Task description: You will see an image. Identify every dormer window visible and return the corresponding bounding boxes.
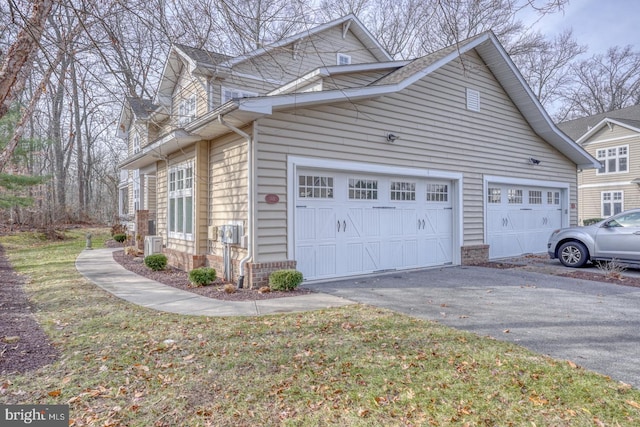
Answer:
[222,86,258,104]
[178,95,196,126]
[337,53,351,65]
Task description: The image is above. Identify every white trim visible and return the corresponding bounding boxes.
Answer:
[579,181,633,189]
[286,156,463,266]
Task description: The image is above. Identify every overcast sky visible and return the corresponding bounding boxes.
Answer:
[520,0,640,55]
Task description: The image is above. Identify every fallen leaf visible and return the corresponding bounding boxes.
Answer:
[626,400,640,410]
[357,408,370,417]
[567,360,578,369]
[503,329,510,333]
[48,389,61,397]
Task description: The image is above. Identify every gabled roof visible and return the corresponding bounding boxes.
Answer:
[234,31,599,169]
[220,14,393,69]
[117,97,161,137]
[558,105,640,141]
[574,117,640,144]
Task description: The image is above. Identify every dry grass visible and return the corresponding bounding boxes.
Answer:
[2,229,640,426]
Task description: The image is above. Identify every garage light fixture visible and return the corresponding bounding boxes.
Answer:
[386,133,399,143]
[528,157,541,165]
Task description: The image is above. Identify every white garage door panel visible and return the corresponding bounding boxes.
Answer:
[487,185,562,259]
[295,170,454,280]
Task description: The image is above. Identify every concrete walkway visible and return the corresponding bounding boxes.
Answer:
[75,248,354,317]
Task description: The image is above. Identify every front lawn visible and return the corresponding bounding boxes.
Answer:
[1,229,640,426]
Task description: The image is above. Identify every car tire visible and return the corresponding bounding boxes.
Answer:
[558,241,589,268]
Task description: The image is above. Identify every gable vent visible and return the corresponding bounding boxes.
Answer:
[466,88,480,112]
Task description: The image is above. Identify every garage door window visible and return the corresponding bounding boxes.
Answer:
[529,190,542,204]
[299,175,333,198]
[390,181,416,201]
[349,178,378,200]
[547,191,560,205]
[507,189,523,204]
[487,187,501,203]
[427,184,448,202]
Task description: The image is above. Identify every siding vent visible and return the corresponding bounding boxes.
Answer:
[466,88,480,111]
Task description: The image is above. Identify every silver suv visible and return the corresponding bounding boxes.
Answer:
[548,209,640,268]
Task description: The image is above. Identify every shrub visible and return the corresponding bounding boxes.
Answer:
[583,218,603,226]
[189,267,217,287]
[113,233,127,243]
[144,254,167,271]
[269,269,303,291]
[111,223,127,236]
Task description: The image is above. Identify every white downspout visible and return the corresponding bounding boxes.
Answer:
[218,116,253,288]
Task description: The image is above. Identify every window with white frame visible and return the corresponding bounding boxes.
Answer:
[596,145,628,174]
[507,188,523,204]
[349,178,378,200]
[168,163,194,239]
[547,191,560,205]
[487,187,501,204]
[529,190,542,204]
[133,133,140,154]
[299,175,334,198]
[602,191,623,217]
[426,184,448,202]
[221,87,258,104]
[390,181,416,201]
[177,95,196,126]
[337,53,351,65]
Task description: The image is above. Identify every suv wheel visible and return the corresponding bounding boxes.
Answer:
[558,241,589,268]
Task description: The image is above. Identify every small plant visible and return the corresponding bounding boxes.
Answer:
[111,223,127,236]
[144,253,167,271]
[596,258,626,280]
[189,267,217,287]
[113,233,127,243]
[583,218,604,226]
[269,269,303,291]
[223,283,236,294]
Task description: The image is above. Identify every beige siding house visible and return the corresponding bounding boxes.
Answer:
[558,105,640,223]
[119,15,598,288]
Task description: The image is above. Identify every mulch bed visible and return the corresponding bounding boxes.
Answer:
[0,245,58,376]
[109,246,314,301]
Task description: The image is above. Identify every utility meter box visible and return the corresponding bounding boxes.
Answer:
[219,224,241,244]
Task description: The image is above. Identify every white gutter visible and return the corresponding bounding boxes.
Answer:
[218,115,253,289]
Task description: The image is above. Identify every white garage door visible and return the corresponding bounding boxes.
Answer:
[295,170,454,280]
[487,184,562,259]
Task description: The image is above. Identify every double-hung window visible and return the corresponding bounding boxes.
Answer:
[602,191,623,217]
[168,163,194,240]
[596,145,628,174]
[177,95,196,127]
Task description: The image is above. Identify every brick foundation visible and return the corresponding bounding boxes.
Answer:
[204,255,296,289]
[461,244,490,265]
[164,248,205,271]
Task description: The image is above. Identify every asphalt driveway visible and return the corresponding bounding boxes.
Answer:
[305,265,640,388]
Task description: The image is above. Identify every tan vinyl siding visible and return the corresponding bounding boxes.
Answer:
[229,25,379,93]
[578,123,640,222]
[254,49,578,262]
[195,141,209,254]
[322,70,391,90]
[208,130,249,259]
[144,175,156,214]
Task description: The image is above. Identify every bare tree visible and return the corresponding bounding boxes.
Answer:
[559,46,640,119]
[512,29,586,113]
[0,0,54,120]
